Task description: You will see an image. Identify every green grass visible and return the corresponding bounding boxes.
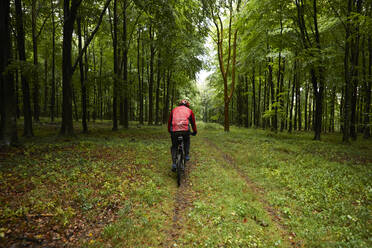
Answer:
[0,120,371,247]
[203,127,372,248]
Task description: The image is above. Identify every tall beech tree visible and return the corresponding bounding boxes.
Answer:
[61,0,110,135]
[0,0,17,145]
[122,0,129,129]
[15,0,33,137]
[111,0,119,131]
[60,0,81,135]
[202,0,240,132]
[77,15,88,133]
[50,0,56,122]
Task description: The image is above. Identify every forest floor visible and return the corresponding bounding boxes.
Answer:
[0,120,371,248]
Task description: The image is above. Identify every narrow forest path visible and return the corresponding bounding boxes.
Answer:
[1,122,371,247]
[163,160,196,248]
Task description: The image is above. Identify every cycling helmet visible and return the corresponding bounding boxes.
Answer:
[179,99,190,107]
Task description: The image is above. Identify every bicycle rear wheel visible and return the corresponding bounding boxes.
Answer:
[176,154,182,186]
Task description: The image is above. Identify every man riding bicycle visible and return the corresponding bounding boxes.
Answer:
[168,99,197,172]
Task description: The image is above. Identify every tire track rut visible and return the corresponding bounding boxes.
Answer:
[163,160,196,247]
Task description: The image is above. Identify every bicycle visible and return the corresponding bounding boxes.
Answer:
[175,135,186,187]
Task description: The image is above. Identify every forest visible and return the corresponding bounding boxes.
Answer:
[0,0,371,143]
[0,0,371,247]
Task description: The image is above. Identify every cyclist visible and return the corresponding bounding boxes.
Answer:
[168,99,197,172]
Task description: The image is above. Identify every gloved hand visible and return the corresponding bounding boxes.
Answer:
[191,131,197,136]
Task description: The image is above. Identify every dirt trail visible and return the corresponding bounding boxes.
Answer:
[163,160,196,248]
[203,137,301,248]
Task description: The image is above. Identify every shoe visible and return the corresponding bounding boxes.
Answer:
[185,155,190,161]
[171,164,176,172]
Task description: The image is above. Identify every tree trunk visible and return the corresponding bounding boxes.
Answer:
[289,61,296,133]
[263,70,267,129]
[236,76,242,126]
[72,85,79,121]
[245,76,249,128]
[296,69,301,130]
[112,0,118,130]
[312,68,324,140]
[294,81,298,131]
[15,51,20,119]
[32,0,40,122]
[161,70,166,122]
[213,7,238,132]
[0,0,18,145]
[308,93,312,131]
[257,65,262,127]
[349,0,362,140]
[304,81,309,130]
[15,0,33,137]
[43,49,48,115]
[275,54,281,132]
[84,26,90,123]
[343,0,353,142]
[148,24,155,125]
[92,42,97,122]
[145,51,149,122]
[163,70,171,124]
[141,37,145,123]
[312,0,324,140]
[280,57,285,131]
[285,79,290,130]
[137,27,143,124]
[171,81,175,113]
[50,0,56,122]
[364,36,371,138]
[329,86,336,132]
[224,100,230,131]
[122,0,129,128]
[99,47,103,120]
[61,0,80,135]
[252,64,256,127]
[269,58,276,131]
[155,53,161,125]
[77,16,87,133]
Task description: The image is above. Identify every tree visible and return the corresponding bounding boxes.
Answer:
[77,15,88,132]
[61,0,111,135]
[111,0,119,131]
[0,0,17,145]
[294,0,325,140]
[60,0,81,135]
[15,0,33,137]
[50,0,56,122]
[202,0,240,132]
[31,0,50,122]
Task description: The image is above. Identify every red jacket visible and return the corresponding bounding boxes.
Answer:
[168,105,197,133]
